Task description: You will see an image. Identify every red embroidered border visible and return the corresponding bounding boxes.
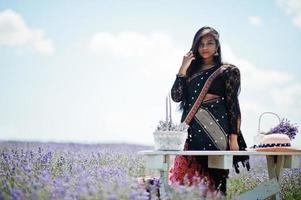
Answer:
[184,65,228,125]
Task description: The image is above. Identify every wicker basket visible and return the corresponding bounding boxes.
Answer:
[153,130,187,151]
[253,112,281,146]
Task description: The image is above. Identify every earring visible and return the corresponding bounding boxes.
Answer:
[214,51,219,56]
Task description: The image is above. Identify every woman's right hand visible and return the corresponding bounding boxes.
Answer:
[178,51,195,75]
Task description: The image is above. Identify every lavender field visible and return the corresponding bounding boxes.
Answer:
[1,141,301,200]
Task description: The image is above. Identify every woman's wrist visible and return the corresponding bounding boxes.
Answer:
[178,69,187,76]
[179,65,189,75]
[229,134,238,141]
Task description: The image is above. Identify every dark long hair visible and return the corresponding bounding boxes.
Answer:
[178,26,223,112]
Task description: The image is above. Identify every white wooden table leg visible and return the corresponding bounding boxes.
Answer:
[159,155,171,199]
[275,155,285,182]
[275,155,285,200]
[266,155,284,200]
[144,155,170,198]
[266,155,277,200]
[266,156,276,179]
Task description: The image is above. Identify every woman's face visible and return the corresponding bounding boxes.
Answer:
[197,34,218,60]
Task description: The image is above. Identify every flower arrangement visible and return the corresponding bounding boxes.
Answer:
[155,120,187,132]
[269,118,299,140]
[153,93,188,150]
[155,94,187,132]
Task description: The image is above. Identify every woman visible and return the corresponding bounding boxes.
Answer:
[168,26,250,196]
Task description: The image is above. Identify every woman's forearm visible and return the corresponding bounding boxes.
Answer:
[229,134,237,142]
[229,134,239,150]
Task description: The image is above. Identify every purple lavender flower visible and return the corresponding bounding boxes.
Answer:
[270,118,299,140]
[9,188,23,200]
[1,140,300,199]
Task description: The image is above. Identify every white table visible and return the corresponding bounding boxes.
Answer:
[138,150,301,200]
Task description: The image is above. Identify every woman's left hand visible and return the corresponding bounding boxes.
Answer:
[229,134,239,151]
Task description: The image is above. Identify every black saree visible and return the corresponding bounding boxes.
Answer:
[169,64,250,195]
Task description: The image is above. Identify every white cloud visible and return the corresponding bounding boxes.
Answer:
[89,30,180,59]
[277,0,301,28]
[89,30,184,79]
[248,16,263,27]
[271,83,301,107]
[0,9,55,54]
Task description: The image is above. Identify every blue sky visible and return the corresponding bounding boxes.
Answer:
[1,0,301,147]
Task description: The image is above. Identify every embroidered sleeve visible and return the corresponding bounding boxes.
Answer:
[171,75,187,102]
[224,66,241,135]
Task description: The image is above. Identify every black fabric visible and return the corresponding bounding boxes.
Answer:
[224,66,242,135]
[171,64,243,136]
[187,97,230,151]
[186,97,231,194]
[170,64,251,176]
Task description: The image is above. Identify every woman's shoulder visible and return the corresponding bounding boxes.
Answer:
[220,62,239,71]
[220,62,240,77]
